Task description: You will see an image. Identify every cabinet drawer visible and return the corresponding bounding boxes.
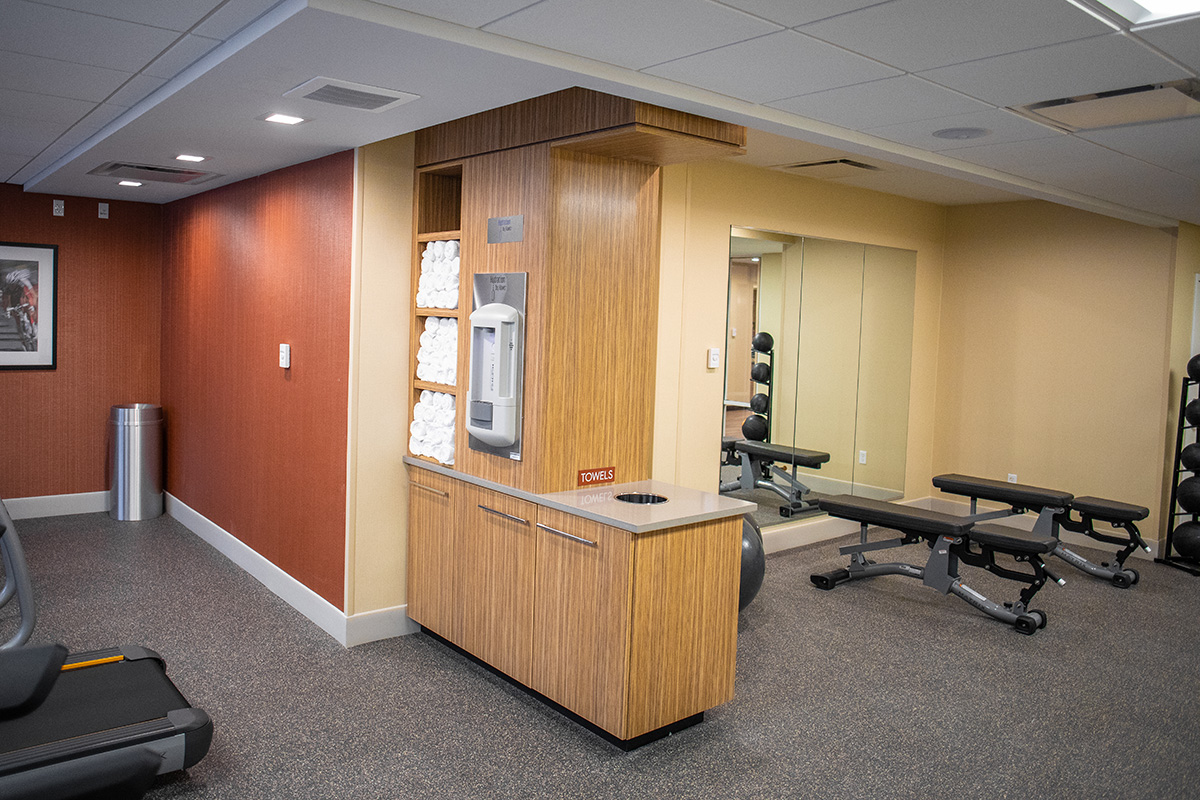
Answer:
[406,468,460,636]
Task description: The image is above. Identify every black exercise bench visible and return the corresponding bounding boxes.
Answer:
[719,439,831,517]
[811,495,1061,635]
[933,473,1150,588]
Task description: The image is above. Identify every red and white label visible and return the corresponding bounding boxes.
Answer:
[578,467,615,487]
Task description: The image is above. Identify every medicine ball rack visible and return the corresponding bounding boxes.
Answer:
[1157,369,1200,576]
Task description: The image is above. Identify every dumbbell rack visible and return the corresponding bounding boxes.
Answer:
[1157,373,1200,575]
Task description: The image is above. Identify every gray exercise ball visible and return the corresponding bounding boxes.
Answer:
[1178,476,1200,514]
[1183,443,1200,472]
[1189,353,1200,382]
[1173,521,1200,562]
[740,514,765,611]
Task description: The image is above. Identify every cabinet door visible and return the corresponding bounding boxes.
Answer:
[406,469,459,637]
[531,508,633,738]
[456,484,538,685]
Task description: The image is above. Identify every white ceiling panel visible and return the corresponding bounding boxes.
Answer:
[0,152,30,180]
[799,0,1112,72]
[948,134,1120,177]
[646,30,899,104]
[1137,17,1200,72]
[0,86,96,124]
[106,74,169,108]
[0,49,129,103]
[866,108,1061,151]
[918,33,1191,108]
[143,34,223,80]
[8,102,129,183]
[0,0,180,73]
[28,0,225,31]
[482,0,780,71]
[1081,116,1200,181]
[193,0,289,39]
[0,113,68,156]
[713,0,889,27]
[767,75,988,130]
[369,0,541,29]
[727,128,860,168]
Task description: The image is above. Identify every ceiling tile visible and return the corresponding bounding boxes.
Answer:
[0,49,128,103]
[193,0,287,40]
[8,102,128,184]
[0,152,30,181]
[918,33,1191,108]
[768,75,988,130]
[29,0,223,31]
[143,34,222,79]
[713,0,889,27]
[823,164,1028,205]
[0,0,180,73]
[1082,116,1200,181]
[0,113,69,156]
[107,74,168,108]
[646,29,899,104]
[799,0,1112,72]
[369,0,542,28]
[482,0,781,71]
[866,108,1061,151]
[1136,17,1200,72]
[0,86,96,124]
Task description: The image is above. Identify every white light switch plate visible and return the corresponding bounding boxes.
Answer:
[279,343,291,369]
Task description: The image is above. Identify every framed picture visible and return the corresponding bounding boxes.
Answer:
[0,242,57,370]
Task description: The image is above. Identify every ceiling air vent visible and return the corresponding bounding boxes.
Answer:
[283,77,419,112]
[779,159,882,179]
[1012,79,1200,132]
[88,162,222,185]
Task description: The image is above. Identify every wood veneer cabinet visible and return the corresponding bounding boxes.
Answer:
[406,465,742,744]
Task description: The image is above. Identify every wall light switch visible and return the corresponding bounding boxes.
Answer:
[279,343,291,369]
[859,450,867,464]
[1008,474,1018,483]
[707,347,720,369]
[98,203,109,219]
[53,199,64,217]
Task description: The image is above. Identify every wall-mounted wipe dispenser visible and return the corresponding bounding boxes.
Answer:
[467,302,523,448]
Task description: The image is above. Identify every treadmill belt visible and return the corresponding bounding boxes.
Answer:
[0,658,189,754]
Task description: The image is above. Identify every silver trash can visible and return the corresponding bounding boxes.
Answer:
[108,403,164,520]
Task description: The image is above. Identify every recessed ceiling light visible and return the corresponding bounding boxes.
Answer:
[1087,0,1200,25]
[263,113,305,125]
[932,127,992,140]
[751,257,760,262]
[176,154,206,162]
[118,180,142,187]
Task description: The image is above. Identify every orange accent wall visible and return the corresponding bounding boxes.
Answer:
[0,184,162,499]
[162,152,353,609]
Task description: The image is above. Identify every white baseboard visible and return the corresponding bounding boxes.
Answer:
[165,494,418,647]
[6,491,108,519]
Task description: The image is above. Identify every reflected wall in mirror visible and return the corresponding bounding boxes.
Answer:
[721,227,916,527]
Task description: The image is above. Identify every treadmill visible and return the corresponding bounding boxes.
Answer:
[0,498,213,800]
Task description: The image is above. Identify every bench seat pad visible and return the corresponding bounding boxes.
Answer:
[819,495,973,539]
[1071,496,1149,523]
[933,473,1072,509]
[969,523,1057,555]
[735,440,831,468]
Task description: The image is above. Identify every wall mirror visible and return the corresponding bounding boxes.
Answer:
[720,227,917,527]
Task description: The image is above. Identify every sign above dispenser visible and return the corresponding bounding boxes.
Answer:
[487,215,524,244]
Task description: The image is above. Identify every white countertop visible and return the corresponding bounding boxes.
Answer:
[403,459,754,533]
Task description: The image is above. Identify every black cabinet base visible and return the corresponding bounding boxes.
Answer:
[418,626,704,751]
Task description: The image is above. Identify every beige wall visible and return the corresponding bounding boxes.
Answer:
[346,134,414,614]
[654,159,947,498]
[1165,222,1200,538]
[937,201,1176,540]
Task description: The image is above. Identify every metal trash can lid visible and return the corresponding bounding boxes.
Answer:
[110,403,163,425]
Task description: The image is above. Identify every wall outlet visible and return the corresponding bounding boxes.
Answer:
[98,203,109,219]
[279,343,291,369]
[859,450,867,464]
[1007,474,1018,483]
[52,199,64,217]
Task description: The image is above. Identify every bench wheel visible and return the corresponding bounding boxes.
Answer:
[1111,569,1136,589]
[1014,611,1045,635]
[1127,567,1140,585]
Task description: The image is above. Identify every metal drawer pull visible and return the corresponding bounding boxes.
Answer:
[536,523,597,547]
[411,481,448,498]
[478,505,529,525]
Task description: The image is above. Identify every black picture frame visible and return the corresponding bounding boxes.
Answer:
[0,241,57,370]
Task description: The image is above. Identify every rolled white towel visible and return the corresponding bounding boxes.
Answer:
[449,256,460,275]
[424,317,438,334]
[444,240,459,259]
[410,419,428,439]
[418,331,434,349]
[420,390,433,405]
[415,291,430,308]
[433,444,454,465]
[431,240,444,259]
[438,317,455,332]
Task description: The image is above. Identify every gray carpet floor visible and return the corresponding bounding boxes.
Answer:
[5,511,1200,799]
